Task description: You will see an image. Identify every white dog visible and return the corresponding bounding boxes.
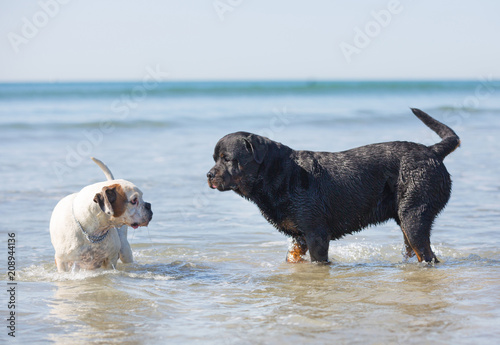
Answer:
[50,157,153,272]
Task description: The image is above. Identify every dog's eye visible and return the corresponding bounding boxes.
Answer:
[130,198,138,205]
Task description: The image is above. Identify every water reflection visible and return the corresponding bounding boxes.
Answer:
[238,263,462,342]
[49,278,147,344]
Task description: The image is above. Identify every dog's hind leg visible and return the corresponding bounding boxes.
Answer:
[395,217,416,259]
[398,210,439,263]
[396,157,450,263]
[402,233,416,259]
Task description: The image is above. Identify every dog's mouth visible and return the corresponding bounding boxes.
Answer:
[130,219,150,229]
[130,207,153,229]
[207,177,221,190]
[208,178,235,191]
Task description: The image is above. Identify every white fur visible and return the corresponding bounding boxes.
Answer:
[49,160,152,272]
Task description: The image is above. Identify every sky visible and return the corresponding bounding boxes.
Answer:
[1,0,499,82]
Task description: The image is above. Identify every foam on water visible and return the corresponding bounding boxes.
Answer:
[16,240,497,285]
[17,260,216,283]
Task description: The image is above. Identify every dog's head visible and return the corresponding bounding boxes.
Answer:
[93,180,153,229]
[207,132,270,194]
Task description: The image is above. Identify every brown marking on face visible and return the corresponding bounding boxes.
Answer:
[93,184,128,217]
[232,175,245,194]
[106,184,128,218]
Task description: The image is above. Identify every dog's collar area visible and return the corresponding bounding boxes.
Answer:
[72,201,112,244]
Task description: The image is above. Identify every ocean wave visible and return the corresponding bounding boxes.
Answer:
[2,80,499,99]
[0,119,175,131]
[432,105,500,114]
[2,106,497,132]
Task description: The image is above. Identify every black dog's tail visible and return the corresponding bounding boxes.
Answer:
[411,108,460,160]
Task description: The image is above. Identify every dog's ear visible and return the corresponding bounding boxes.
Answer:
[93,186,117,216]
[244,134,268,164]
[93,184,127,217]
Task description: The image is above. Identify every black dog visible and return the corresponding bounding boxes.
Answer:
[207,109,460,263]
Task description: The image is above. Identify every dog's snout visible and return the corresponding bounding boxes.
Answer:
[144,202,151,211]
[207,171,215,179]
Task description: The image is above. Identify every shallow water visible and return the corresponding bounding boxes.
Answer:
[1,81,500,344]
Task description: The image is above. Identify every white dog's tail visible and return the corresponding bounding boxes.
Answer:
[91,157,115,181]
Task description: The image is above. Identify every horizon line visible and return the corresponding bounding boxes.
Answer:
[0,78,497,85]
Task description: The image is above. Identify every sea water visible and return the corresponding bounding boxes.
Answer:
[1,81,499,344]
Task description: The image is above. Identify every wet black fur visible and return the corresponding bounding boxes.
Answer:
[207,109,460,263]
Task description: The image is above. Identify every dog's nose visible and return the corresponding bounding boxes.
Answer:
[207,171,215,179]
[144,202,151,211]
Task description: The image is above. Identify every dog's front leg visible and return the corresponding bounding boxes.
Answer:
[286,236,308,263]
[55,256,68,272]
[117,225,133,263]
[305,230,330,263]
